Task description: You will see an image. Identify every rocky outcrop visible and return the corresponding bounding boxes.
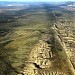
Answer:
[18,34,66,75]
[21,34,53,75]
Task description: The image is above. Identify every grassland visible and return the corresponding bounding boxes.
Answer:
[0,4,50,75]
[0,2,75,75]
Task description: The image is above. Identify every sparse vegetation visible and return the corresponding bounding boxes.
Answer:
[0,1,75,75]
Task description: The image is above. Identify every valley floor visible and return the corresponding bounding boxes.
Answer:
[0,2,75,75]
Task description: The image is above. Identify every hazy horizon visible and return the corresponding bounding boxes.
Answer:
[0,0,75,2]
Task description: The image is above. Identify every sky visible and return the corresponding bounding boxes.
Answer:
[0,0,75,2]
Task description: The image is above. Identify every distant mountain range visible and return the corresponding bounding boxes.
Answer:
[0,1,75,7]
[0,1,31,7]
[59,1,75,6]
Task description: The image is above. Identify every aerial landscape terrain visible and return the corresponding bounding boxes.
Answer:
[0,1,75,75]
